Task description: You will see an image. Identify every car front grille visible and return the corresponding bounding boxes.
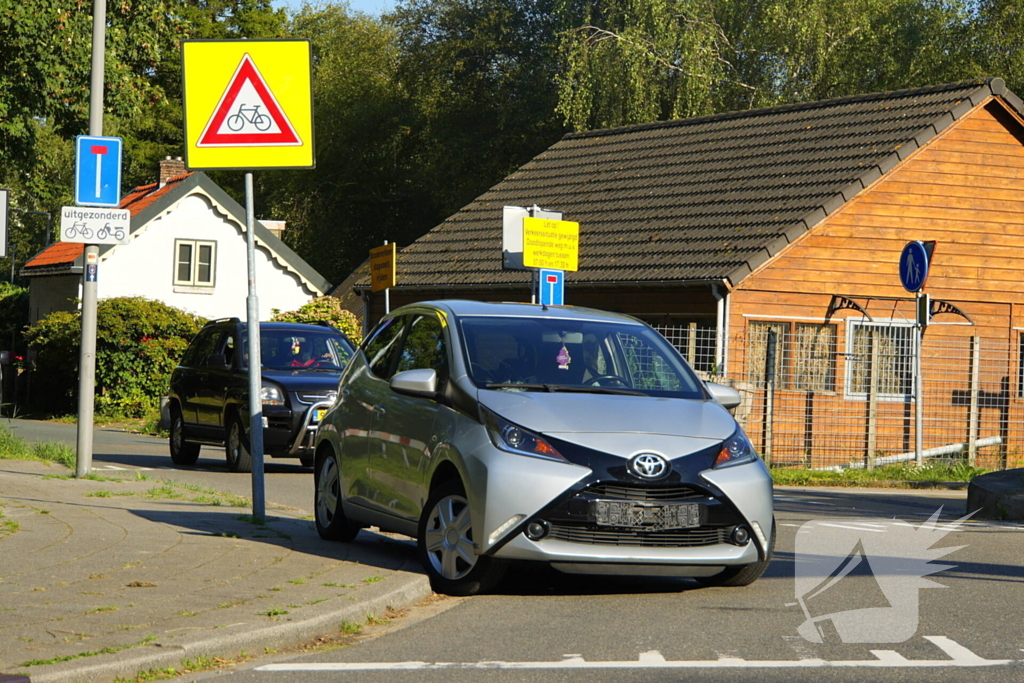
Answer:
[582,483,707,501]
[548,523,729,547]
[296,391,335,405]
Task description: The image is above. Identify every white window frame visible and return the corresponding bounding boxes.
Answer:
[174,239,216,287]
[844,319,917,401]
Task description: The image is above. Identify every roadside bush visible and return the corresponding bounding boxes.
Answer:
[271,297,362,345]
[0,282,29,357]
[24,297,205,417]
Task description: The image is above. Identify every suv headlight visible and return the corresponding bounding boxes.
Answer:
[261,384,285,406]
[479,406,568,463]
[713,429,758,469]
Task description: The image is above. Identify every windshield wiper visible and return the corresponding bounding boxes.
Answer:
[542,385,648,396]
[484,383,557,392]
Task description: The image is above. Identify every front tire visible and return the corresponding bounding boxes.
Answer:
[314,448,360,541]
[169,405,200,466]
[417,480,507,596]
[225,415,253,473]
[697,518,776,587]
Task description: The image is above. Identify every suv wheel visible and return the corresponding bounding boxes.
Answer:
[169,405,200,466]
[226,415,253,473]
[314,448,360,541]
[417,480,507,596]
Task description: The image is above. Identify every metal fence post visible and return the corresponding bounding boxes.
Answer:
[968,336,981,466]
[866,328,879,470]
[762,328,777,468]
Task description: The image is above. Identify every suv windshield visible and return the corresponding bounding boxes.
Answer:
[458,316,705,399]
[240,329,353,371]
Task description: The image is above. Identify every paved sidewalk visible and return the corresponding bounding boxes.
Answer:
[0,460,432,683]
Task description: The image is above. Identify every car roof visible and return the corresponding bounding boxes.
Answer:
[203,319,346,334]
[400,299,646,325]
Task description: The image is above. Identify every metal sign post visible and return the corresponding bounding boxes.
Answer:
[899,241,935,468]
[76,0,109,479]
[183,40,314,523]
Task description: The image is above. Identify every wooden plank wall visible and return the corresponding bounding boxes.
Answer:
[730,99,1024,465]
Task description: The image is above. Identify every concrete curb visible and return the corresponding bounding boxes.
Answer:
[25,571,433,683]
[966,468,1024,521]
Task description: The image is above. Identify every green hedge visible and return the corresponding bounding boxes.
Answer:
[25,297,205,417]
[271,297,362,345]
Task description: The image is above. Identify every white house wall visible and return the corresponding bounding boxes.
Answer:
[99,194,316,320]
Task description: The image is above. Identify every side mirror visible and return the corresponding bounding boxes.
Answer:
[390,368,438,398]
[707,382,741,410]
[207,353,229,369]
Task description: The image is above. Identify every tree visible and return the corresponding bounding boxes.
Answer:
[554,0,979,131]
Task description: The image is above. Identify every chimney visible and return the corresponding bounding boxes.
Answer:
[261,220,286,237]
[159,156,186,188]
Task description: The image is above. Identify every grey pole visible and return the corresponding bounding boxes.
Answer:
[76,0,106,478]
[245,172,265,522]
[383,240,390,315]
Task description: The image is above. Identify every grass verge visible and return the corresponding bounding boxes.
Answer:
[771,461,989,487]
[0,423,75,468]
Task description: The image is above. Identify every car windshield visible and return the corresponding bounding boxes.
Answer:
[239,329,353,371]
[458,316,706,399]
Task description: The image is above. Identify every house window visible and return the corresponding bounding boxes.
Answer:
[846,321,916,400]
[174,240,216,287]
[748,321,788,386]
[793,323,836,392]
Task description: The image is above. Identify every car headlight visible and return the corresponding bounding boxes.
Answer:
[261,384,285,406]
[713,429,758,468]
[479,406,568,463]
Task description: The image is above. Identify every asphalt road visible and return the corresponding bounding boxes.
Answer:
[11,419,1024,683]
[5,417,315,513]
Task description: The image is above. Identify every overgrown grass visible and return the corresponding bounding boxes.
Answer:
[0,423,75,467]
[771,461,990,487]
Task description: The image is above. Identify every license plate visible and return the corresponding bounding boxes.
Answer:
[313,408,327,422]
[593,500,701,530]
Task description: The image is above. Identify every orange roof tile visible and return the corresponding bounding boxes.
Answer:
[23,173,195,270]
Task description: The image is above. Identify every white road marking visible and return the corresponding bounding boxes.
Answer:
[93,466,152,471]
[817,523,887,533]
[255,637,1011,671]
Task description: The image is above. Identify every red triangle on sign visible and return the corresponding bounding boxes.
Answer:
[197,54,302,147]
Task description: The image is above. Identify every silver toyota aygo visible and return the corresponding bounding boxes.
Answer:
[313,300,774,595]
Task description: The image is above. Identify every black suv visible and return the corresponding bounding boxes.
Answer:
[167,318,355,472]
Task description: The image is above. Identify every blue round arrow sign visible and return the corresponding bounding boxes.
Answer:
[899,241,930,293]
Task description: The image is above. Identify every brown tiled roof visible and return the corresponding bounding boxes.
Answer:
[23,174,194,270]
[383,78,1017,289]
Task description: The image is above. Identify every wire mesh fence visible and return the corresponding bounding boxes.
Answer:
[655,324,1021,471]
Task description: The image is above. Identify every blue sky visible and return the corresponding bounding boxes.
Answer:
[271,0,397,15]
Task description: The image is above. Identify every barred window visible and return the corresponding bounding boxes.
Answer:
[846,321,915,399]
[748,322,788,387]
[793,324,836,391]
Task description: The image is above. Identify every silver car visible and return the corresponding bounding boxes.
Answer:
[313,300,774,595]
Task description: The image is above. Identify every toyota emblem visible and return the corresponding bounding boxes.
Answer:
[629,453,670,480]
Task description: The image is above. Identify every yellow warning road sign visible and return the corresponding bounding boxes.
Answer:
[369,243,397,293]
[183,40,314,170]
[523,217,579,271]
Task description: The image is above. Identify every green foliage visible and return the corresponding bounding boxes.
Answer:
[271,297,362,345]
[0,283,29,357]
[554,0,982,131]
[771,461,990,487]
[24,297,205,417]
[0,422,75,468]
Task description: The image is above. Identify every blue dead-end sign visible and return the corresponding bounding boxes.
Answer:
[538,268,564,306]
[75,135,123,208]
[899,240,935,292]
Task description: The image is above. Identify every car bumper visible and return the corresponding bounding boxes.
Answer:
[469,442,773,571]
[263,401,333,458]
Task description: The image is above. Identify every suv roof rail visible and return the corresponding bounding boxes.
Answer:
[205,317,241,326]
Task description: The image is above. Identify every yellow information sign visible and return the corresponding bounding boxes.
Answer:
[182,40,314,170]
[369,243,397,293]
[522,217,579,271]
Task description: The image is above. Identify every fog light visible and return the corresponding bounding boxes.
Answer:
[525,520,549,541]
[732,526,750,545]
